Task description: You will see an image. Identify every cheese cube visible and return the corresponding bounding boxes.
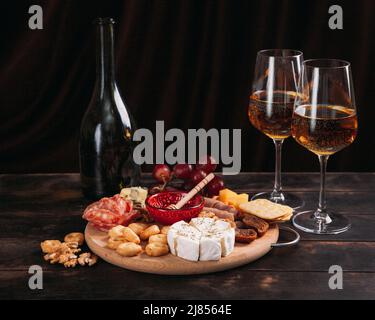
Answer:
[212,219,232,231]
[175,232,200,262]
[199,236,222,261]
[222,228,235,256]
[167,221,189,255]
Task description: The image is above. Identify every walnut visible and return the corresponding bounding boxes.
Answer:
[58,254,70,264]
[41,234,98,268]
[44,252,60,264]
[59,242,81,255]
[59,253,78,264]
[78,253,98,266]
[64,233,84,246]
[88,254,98,266]
[41,240,62,253]
[78,252,90,266]
[64,241,79,249]
[64,259,78,268]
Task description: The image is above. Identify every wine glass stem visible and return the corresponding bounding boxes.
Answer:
[316,155,329,219]
[272,139,284,197]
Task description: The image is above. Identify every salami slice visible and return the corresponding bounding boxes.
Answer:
[82,194,136,231]
[111,194,132,213]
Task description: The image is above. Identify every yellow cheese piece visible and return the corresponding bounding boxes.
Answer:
[218,189,238,203]
[218,189,249,209]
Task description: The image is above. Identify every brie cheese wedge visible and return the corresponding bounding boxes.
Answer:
[190,217,215,233]
[167,220,188,255]
[199,235,222,261]
[167,217,235,262]
[210,228,235,257]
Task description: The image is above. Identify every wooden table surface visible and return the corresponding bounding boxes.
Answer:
[1,173,375,300]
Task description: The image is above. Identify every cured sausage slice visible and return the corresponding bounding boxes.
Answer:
[82,194,137,231]
[204,197,239,217]
[242,214,269,236]
[235,228,257,243]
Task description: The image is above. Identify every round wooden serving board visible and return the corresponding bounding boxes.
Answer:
[85,223,279,275]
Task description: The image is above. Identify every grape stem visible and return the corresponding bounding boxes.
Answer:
[161,175,170,190]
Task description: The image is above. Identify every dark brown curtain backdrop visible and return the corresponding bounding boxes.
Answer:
[1,0,374,173]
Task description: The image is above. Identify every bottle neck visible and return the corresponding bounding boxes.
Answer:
[96,22,116,89]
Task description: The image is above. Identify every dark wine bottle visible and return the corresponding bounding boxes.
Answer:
[79,18,140,199]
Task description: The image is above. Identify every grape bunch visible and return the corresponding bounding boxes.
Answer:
[151,155,225,197]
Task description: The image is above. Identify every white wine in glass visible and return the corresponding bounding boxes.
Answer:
[248,49,304,209]
[291,59,358,234]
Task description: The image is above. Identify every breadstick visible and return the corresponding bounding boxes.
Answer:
[116,242,142,257]
[140,225,160,240]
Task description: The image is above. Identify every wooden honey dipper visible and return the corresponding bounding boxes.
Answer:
[167,173,215,210]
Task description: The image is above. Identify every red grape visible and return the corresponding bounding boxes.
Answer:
[195,155,217,174]
[206,176,225,197]
[173,164,193,180]
[190,169,207,185]
[152,164,171,183]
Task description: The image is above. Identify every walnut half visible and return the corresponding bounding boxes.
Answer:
[78,253,98,266]
[64,259,78,268]
[41,232,98,268]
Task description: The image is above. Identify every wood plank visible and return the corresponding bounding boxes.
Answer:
[294,214,375,241]
[2,233,375,272]
[1,269,374,299]
[223,172,375,193]
[1,172,375,193]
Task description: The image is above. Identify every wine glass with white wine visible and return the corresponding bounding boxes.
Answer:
[291,59,358,234]
[248,49,304,209]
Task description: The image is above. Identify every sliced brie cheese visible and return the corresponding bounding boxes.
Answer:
[210,220,235,256]
[212,219,232,232]
[211,228,235,257]
[167,220,189,255]
[167,221,201,260]
[199,235,222,261]
[225,228,235,255]
[167,217,235,262]
[175,229,201,261]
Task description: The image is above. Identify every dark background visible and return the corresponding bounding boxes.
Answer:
[1,0,374,174]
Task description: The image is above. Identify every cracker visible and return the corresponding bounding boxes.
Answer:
[274,212,293,221]
[269,212,293,223]
[239,199,293,220]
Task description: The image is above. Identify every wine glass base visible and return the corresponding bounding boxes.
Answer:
[292,210,351,234]
[251,191,304,210]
